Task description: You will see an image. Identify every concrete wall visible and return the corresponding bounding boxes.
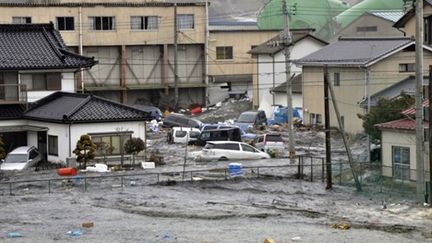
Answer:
[0,4,206,46]
[83,46,121,87]
[208,30,279,76]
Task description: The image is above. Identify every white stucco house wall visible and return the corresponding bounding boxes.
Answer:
[0,92,150,163]
[250,29,328,118]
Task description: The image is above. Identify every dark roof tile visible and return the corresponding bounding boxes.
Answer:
[0,23,96,70]
[24,92,151,123]
[0,104,25,120]
[296,37,416,67]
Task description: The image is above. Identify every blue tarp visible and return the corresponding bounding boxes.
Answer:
[268,106,303,125]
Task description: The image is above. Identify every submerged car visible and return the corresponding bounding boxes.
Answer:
[167,127,201,144]
[195,141,270,161]
[0,146,42,171]
[253,133,286,154]
[132,105,163,121]
[201,124,256,141]
[234,110,267,131]
[193,127,242,146]
[162,113,203,129]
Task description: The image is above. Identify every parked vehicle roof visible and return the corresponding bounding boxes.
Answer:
[8,146,34,154]
[207,141,244,144]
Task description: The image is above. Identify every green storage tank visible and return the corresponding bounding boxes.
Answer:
[335,0,405,29]
[257,0,350,30]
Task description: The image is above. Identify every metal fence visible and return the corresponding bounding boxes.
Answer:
[0,156,326,196]
[0,155,425,200]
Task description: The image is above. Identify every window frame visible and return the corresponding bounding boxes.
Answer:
[88,16,116,31]
[48,135,59,156]
[356,26,378,32]
[20,73,62,91]
[399,63,415,73]
[176,14,195,30]
[91,133,132,156]
[12,16,31,24]
[334,72,340,86]
[392,146,410,180]
[130,16,159,31]
[56,16,75,31]
[216,46,233,60]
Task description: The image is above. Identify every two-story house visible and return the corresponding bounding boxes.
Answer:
[297,37,432,135]
[0,23,151,163]
[249,29,328,118]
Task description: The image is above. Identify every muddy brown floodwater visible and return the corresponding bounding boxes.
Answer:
[1,175,432,243]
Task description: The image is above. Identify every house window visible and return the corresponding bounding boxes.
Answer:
[131,16,158,30]
[216,46,233,60]
[88,16,116,31]
[176,14,194,29]
[341,116,344,128]
[399,63,415,73]
[48,135,58,156]
[316,114,322,124]
[334,73,340,86]
[21,73,62,91]
[56,17,75,31]
[356,26,377,32]
[310,113,322,125]
[425,16,432,45]
[392,146,410,180]
[12,17,31,24]
[91,133,132,156]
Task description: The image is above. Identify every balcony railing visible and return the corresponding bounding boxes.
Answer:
[0,84,27,104]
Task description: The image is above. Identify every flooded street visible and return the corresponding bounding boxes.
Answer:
[0,100,430,242]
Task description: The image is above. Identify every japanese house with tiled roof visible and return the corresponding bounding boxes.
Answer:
[0,23,152,163]
[376,100,431,181]
[248,29,328,118]
[296,36,432,134]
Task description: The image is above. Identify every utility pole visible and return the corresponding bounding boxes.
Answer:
[366,69,371,163]
[174,3,179,109]
[204,0,210,106]
[324,66,332,189]
[282,0,295,159]
[415,0,425,202]
[328,72,362,192]
[429,66,432,204]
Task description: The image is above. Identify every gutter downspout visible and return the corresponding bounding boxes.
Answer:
[366,68,371,163]
[397,28,407,37]
[272,54,276,106]
[68,122,72,158]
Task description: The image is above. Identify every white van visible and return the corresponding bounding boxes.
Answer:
[167,127,201,144]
